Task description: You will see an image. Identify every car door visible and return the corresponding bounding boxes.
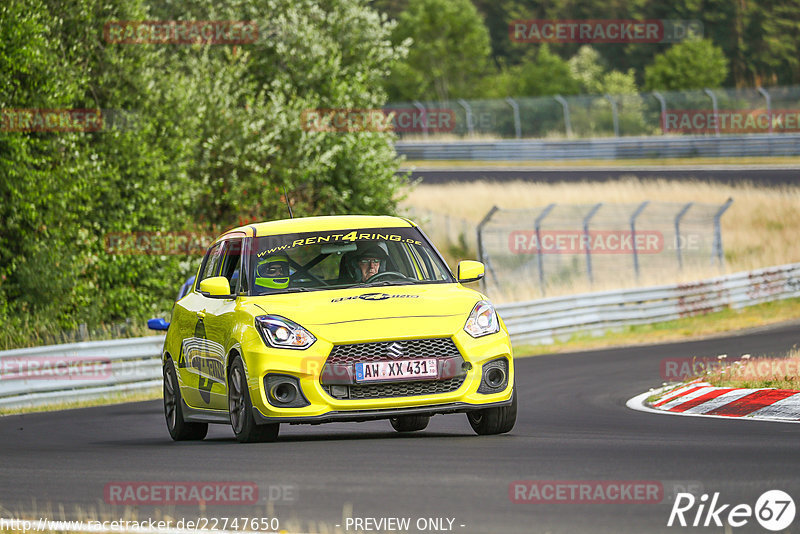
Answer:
[174,240,227,409]
[195,236,244,410]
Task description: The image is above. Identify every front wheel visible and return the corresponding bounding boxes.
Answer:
[390,415,430,432]
[163,359,208,441]
[466,391,517,435]
[228,356,279,443]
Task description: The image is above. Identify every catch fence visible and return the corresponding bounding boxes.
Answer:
[477,201,732,298]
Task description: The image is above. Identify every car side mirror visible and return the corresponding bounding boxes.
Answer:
[457,260,485,283]
[147,318,170,331]
[199,276,235,299]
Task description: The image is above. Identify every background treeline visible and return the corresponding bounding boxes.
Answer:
[0,0,407,346]
[375,0,800,102]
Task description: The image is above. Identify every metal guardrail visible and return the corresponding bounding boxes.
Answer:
[0,336,164,409]
[499,263,800,344]
[395,134,800,160]
[1,262,798,410]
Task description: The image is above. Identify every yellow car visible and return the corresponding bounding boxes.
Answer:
[161,215,515,442]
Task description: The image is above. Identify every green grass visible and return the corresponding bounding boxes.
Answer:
[0,387,161,416]
[513,297,800,358]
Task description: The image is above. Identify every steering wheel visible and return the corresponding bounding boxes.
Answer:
[367,271,408,282]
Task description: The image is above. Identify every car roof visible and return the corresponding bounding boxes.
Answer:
[215,215,416,242]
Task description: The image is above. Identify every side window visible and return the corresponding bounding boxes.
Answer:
[196,242,224,290]
[219,239,243,293]
[407,244,449,281]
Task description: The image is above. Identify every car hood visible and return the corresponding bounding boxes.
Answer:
[242,283,484,341]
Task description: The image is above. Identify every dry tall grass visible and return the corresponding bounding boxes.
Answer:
[400,178,800,301]
[700,351,800,389]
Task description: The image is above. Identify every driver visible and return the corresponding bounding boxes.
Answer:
[255,254,291,290]
[355,244,388,282]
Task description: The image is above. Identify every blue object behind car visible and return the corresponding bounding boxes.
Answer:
[148,275,196,331]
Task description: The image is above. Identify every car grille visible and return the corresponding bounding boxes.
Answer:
[324,376,465,400]
[326,338,461,365]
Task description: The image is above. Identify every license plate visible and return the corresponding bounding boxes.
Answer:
[355,358,437,382]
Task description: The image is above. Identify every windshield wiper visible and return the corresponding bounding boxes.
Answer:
[280,287,312,293]
[350,280,419,288]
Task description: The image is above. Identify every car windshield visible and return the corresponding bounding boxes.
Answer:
[249,226,454,294]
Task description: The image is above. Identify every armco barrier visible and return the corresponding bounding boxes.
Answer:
[1,263,798,410]
[0,336,164,410]
[395,134,800,160]
[500,263,800,344]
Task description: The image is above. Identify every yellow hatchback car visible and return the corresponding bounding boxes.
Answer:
[161,215,515,442]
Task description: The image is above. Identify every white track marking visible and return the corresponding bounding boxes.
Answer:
[626,387,800,424]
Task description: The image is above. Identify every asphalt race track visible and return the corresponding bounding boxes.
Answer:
[402,165,800,185]
[3,322,800,534]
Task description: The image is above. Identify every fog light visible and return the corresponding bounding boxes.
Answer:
[486,367,506,388]
[270,382,298,404]
[264,374,310,408]
[477,357,509,394]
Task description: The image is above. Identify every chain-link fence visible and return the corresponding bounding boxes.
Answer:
[388,85,800,139]
[477,201,732,300]
[404,207,476,251]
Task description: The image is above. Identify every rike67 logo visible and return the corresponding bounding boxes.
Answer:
[668,490,795,531]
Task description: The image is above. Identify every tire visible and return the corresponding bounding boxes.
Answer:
[466,390,517,435]
[163,359,208,441]
[390,415,430,432]
[228,356,280,443]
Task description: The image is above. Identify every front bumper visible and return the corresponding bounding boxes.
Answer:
[241,327,514,423]
[251,397,514,425]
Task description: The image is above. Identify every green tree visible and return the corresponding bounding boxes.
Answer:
[644,38,729,90]
[506,44,580,97]
[0,0,409,346]
[568,46,639,95]
[385,0,491,102]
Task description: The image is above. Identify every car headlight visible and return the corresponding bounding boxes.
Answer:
[464,300,500,338]
[256,315,316,349]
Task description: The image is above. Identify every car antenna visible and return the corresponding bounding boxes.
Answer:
[282,186,294,219]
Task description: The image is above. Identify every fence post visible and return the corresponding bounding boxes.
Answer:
[412,101,428,138]
[457,99,475,137]
[554,95,573,138]
[674,202,693,270]
[703,88,720,137]
[653,91,667,134]
[712,198,734,267]
[535,203,556,297]
[477,206,499,294]
[630,201,649,280]
[757,86,773,134]
[605,93,620,137]
[583,203,603,285]
[505,97,522,139]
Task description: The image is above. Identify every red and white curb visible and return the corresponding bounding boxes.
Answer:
[627,379,800,424]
